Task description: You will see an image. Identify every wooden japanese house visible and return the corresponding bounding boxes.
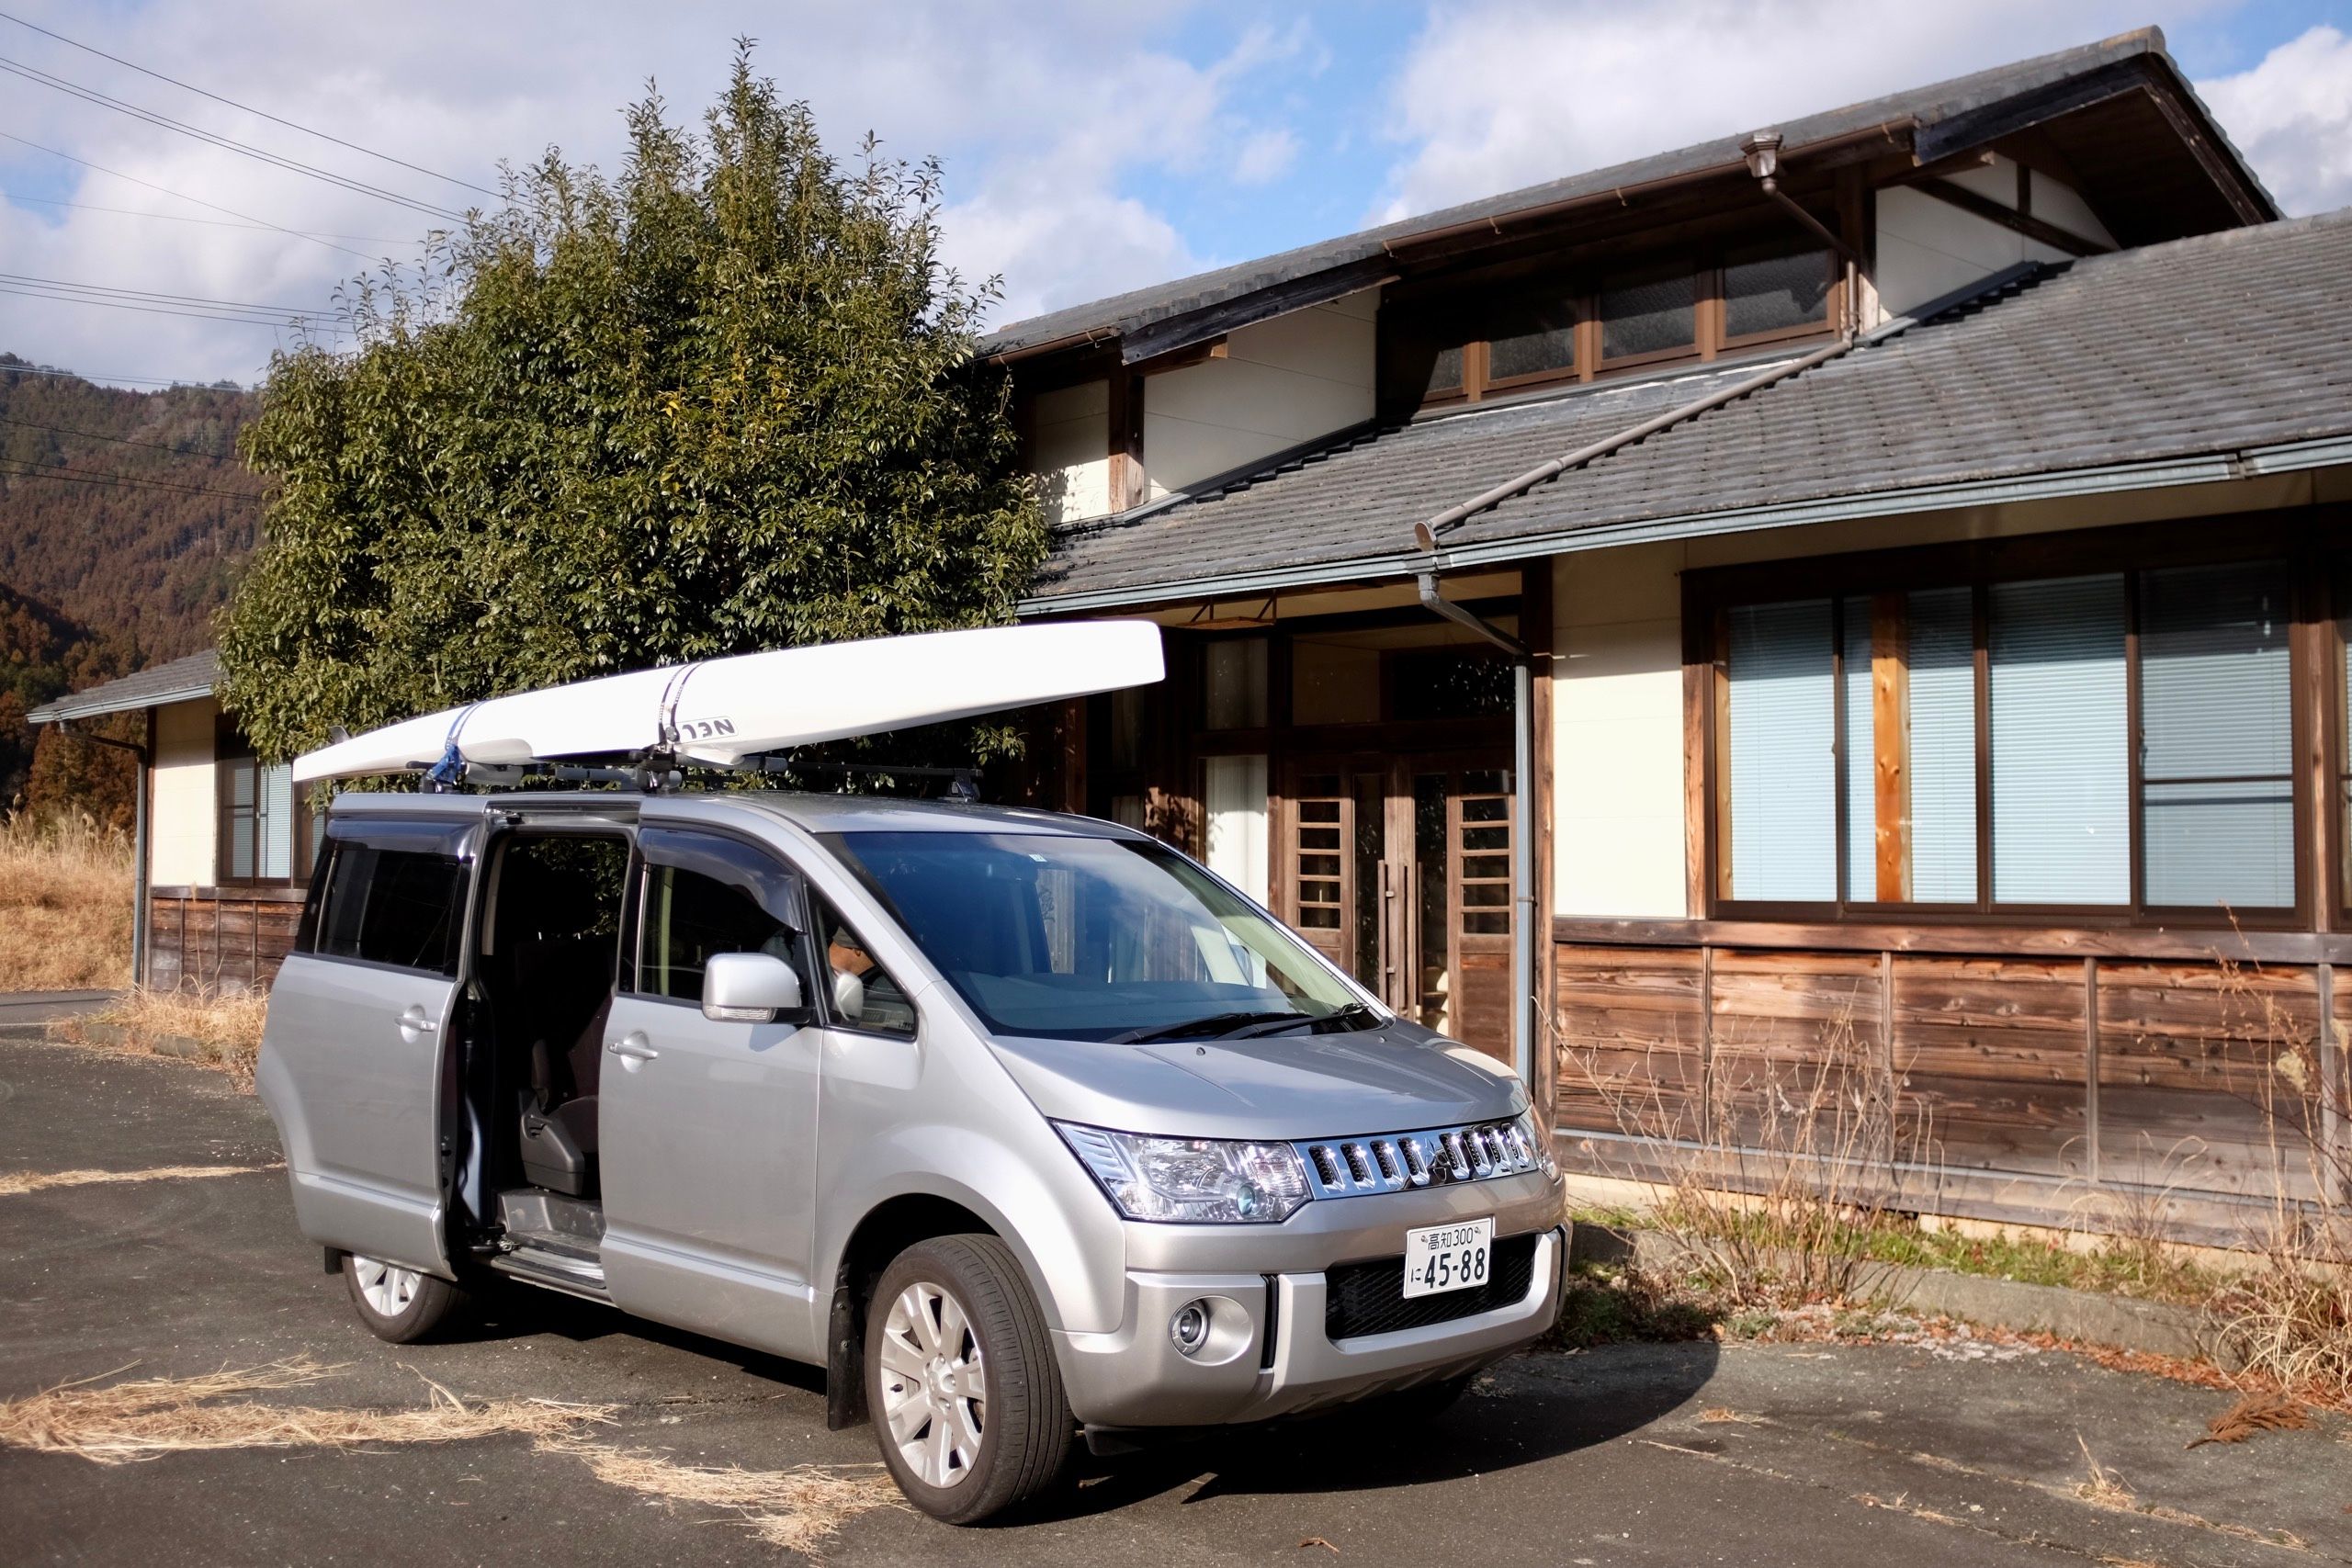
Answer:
[986,28,2351,1245]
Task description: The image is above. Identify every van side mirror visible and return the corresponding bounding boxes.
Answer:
[703,952,807,1024]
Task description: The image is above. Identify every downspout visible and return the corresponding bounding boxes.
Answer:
[60,716,152,988]
[1414,574,1538,1093]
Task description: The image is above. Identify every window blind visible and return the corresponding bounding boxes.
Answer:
[2139,561,2293,908]
[259,761,295,879]
[1989,575,2129,905]
[1727,600,1836,901]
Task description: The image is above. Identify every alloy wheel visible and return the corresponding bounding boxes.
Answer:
[351,1255,422,1317]
[876,1280,987,1488]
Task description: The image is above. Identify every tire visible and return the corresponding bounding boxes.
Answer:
[864,1234,1072,1524]
[342,1252,470,1344]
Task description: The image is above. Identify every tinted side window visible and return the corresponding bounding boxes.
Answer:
[810,895,917,1037]
[315,843,467,975]
[635,831,802,1004]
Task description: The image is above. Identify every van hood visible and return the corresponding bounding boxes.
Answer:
[984,1021,1526,1142]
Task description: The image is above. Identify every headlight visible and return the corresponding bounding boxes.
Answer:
[1056,1122,1311,1224]
[1515,1111,1560,1179]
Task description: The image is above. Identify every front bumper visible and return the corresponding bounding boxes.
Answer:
[1052,1173,1566,1428]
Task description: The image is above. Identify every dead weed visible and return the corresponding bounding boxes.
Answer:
[0,813,130,991]
[2185,1391,2313,1450]
[0,1358,615,1464]
[537,1437,901,1555]
[0,1163,280,1198]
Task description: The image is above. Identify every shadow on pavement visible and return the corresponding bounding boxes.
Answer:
[1025,1341,1722,1522]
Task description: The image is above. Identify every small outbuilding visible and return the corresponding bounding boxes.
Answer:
[26,650,313,993]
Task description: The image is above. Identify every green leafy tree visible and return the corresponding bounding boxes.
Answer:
[218,51,1045,771]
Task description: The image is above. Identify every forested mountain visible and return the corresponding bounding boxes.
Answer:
[0,355,265,820]
[0,355,264,657]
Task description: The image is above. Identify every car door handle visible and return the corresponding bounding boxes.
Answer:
[397,1005,438,1037]
[605,1033,659,1062]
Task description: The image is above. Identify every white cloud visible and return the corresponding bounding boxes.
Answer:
[0,0,1311,382]
[2196,25,2352,216]
[1367,1,2234,225]
[1233,127,1301,186]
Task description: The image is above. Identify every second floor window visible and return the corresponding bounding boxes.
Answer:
[1389,234,1836,407]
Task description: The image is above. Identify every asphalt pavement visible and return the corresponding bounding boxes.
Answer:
[1,1031,2345,1566]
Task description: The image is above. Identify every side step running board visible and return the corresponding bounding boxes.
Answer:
[489,1243,610,1304]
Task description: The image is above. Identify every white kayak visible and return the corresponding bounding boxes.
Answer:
[292,620,1164,783]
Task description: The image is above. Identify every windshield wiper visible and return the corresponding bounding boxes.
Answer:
[1224,1001,1382,1040]
[1109,1010,1303,1044]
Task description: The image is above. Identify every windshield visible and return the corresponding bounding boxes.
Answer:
[824,829,1372,1042]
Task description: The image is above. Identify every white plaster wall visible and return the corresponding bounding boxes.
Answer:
[1551,544,1687,918]
[1142,288,1377,500]
[1874,154,2101,317]
[150,697,217,886]
[2030,170,2117,249]
[1031,379,1111,525]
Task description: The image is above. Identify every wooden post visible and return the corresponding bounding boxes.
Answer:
[2083,956,2103,1186]
[1525,560,1558,1130]
[1698,942,1716,1145]
[2319,962,2346,1201]
[1871,592,1911,903]
[1057,698,1088,816]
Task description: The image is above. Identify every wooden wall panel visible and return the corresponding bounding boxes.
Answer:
[1893,956,2087,1179]
[2098,962,2324,1200]
[1708,949,1886,1157]
[1454,950,1513,1066]
[149,891,300,996]
[1552,943,1705,1140]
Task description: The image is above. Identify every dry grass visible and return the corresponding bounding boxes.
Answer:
[1560,998,1928,1309]
[538,1437,901,1555]
[0,1163,280,1197]
[2184,1391,2313,1449]
[0,1358,616,1464]
[2071,1434,2135,1511]
[2197,959,2352,1408]
[0,812,130,991]
[74,987,272,1085]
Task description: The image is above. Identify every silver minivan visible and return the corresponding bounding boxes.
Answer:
[259,787,1564,1522]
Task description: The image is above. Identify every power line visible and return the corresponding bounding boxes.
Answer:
[0,283,339,331]
[0,6,498,198]
[0,52,466,221]
[0,453,262,501]
[2,270,324,315]
[0,129,381,262]
[0,412,236,459]
[0,360,214,388]
[1,187,424,243]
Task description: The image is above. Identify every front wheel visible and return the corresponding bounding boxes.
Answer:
[342,1252,470,1343]
[865,1235,1072,1524]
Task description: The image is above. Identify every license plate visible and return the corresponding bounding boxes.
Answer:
[1401,1216,1495,1299]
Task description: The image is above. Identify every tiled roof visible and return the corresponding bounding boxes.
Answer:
[1029,209,2352,607]
[984,28,2263,358]
[27,649,217,723]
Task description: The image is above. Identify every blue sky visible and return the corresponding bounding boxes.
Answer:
[2,1,2347,387]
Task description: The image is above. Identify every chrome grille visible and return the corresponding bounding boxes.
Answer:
[1294,1118,1544,1200]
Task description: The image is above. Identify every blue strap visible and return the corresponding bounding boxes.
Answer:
[425,738,467,787]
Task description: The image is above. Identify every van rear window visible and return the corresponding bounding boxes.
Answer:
[313,843,467,975]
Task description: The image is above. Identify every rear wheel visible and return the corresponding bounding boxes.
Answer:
[342,1253,469,1343]
[864,1235,1071,1524]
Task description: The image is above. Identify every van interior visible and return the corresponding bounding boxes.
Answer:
[464,830,629,1292]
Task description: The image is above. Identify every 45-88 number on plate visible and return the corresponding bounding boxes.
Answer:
[1401,1216,1495,1299]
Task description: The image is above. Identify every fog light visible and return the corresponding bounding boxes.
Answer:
[1170,1300,1211,1357]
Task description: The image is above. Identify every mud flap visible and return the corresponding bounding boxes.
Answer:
[825,1280,867,1430]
